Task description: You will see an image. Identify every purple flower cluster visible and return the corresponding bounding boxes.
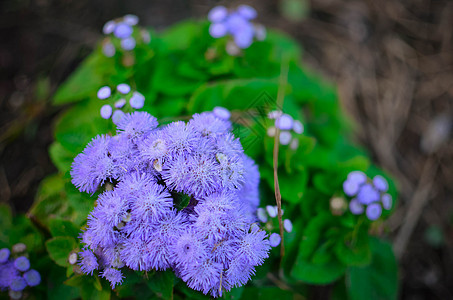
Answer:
[0,247,41,299]
[72,108,271,296]
[256,205,293,247]
[343,171,393,221]
[101,15,151,57]
[267,111,304,149]
[96,84,146,123]
[208,5,266,53]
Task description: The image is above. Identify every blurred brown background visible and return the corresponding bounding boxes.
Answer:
[1,0,452,298]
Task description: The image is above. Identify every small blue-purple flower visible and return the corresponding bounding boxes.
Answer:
[0,248,10,263]
[14,257,30,272]
[269,233,281,247]
[23,270,41,287]
[366,203,382,221]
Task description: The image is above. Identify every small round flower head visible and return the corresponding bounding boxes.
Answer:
[70,135,113,193]
[266,205,277,218]
[141,30,151,43]
[9,277,27,292]
[254,24,266,41]
[163,121,201,155]
[68,252,78,265]
[189,112,231,137]
[210,23,228,38]
[275,114,293,130]
[117,111,158,139]
[290,138,299,150]
[180,258,223,296]
[381,193,392,210]
[102,42,116,57]
[101,267,124,288]
[120,237,150,271]
[113,22,133,39]
[114,99,126,108]
[279,131,292,145]
[14,256,30,272]
[97,86,111,100]
[100,104,113,119]
[0,248,10,263]
[213,106,231,120]
[208,6,228,22]
[185,154,221,198]
[256,208,267,223]
[267,127,276,137]
[121,37,136,51]
[373,175,389,192]
[9,290,22,300]
[269,233,281,247]
[225,12,248,35]
[348,171,367,185]
[112,110,125,124]
[95,190,127,227]
[349,198,364,215]
[293,120,304,134]
[233,24,254,49]
[225,256,256,288]
[237,5,257,20]
[129,91,145,109]
[12,243,26,254]
[117,83,131,94]
[343,178,360,197]
[236,226,270,265]
[357,184,380,205]
[123,14,139,26]
[283,219,293,233]
[79,250,99,275]
[170,229,207,268]
[130,183,173,222]
[103,20,116,35]
[366,203,382,221]
[23,269,41,286]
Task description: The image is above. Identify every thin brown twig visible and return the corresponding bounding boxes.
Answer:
[273,54,290,258]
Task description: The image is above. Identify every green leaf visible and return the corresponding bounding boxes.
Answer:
[240,286,293,300]
[54,99,111,154]
[46,236,77,267]
[298,212,332,259]
[146,270,174,299]
[49,218,80,239]
[65,275,111,300]
[53,54,106,105]
[346,237,398,300]
[49,141,76,173]
[291,256,346,284]
[29,173,69,228]
[188,78,280,113]
[334,230,371,267]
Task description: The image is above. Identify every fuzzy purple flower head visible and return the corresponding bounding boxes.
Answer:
[72,108,271,297]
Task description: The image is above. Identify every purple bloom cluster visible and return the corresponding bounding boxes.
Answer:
[101,15,151,57]
[96,84,146,123]
[72,109,271,296]
[0,246,41,298]
[343,171,393,221]
[267,111,304,149]
[208,5,266,53]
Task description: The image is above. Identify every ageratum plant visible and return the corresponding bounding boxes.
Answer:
[24,4,400,300]
[72,110,270,296]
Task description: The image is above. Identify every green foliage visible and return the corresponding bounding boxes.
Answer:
[22,13,401,300]
[346,238,398,300]
[46,236,78,267]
